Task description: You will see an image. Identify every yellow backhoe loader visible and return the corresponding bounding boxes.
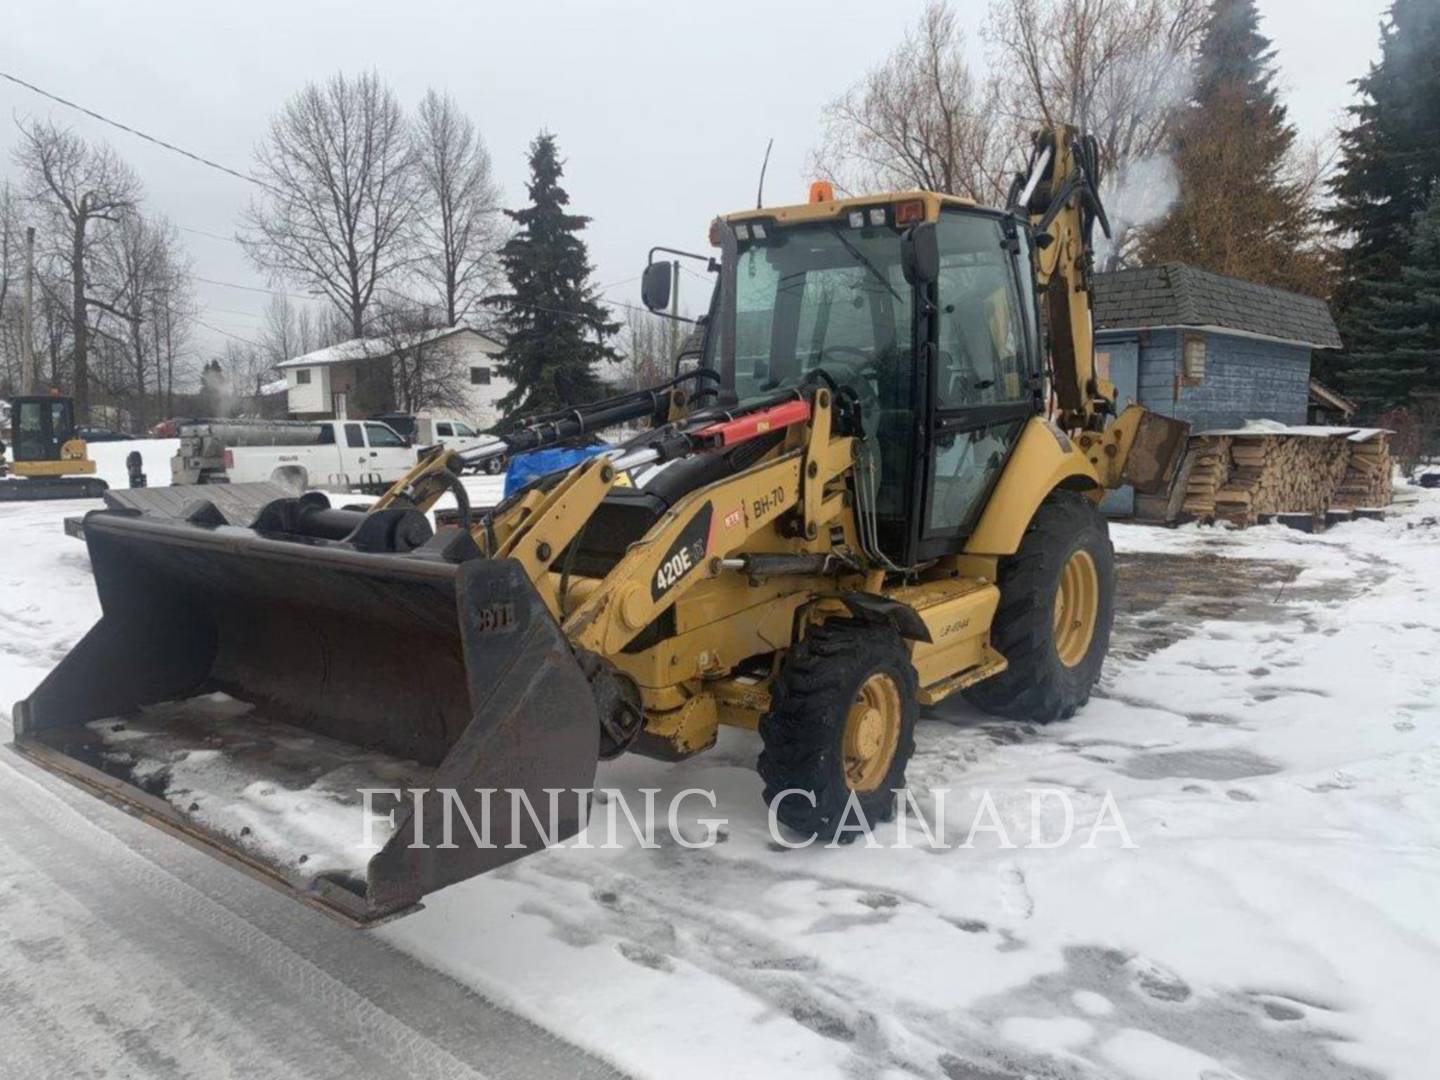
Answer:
[14,128,1187,925]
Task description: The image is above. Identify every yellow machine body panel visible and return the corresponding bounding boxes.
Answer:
[14,441,97,479]
[965,418,1101,556]
[725,189,975,229]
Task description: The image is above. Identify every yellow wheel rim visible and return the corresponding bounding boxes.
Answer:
[1053,549,1100,668]
[843,673,903,793]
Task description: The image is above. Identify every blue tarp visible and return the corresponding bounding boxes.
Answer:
[503,444,611,498]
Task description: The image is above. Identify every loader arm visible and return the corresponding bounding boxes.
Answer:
[565,389,856,657]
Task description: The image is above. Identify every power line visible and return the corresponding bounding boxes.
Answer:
[193,274,295,298]
[192,316,262,348]
[0,68,277,194]
[596,274,640,291]
[176,223,243,245]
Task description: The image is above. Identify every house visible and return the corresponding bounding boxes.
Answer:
[1090,263,1342,514]
[276,327,512,428]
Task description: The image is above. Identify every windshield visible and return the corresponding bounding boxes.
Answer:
[706,222,912,409]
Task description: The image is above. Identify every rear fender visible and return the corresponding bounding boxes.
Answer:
[964,417,1101,556]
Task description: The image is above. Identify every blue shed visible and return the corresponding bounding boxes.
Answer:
[1090,263,1342,515]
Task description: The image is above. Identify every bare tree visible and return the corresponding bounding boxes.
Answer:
[98,212,193,429]
[13,118,141,417]
[413,89,505,326]
[258,291,320,370]
[371,298,471,413]
[241,71,418,337]
[988,0,1205,265]
[811,4,1019,201]
[811,0,1203,267]
[0,182,24,394]
[618,308,676,391]
[989,0,1204,167]
[148,235,197,419]
[217,340,278,416]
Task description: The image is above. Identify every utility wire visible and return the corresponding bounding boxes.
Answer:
[175,223,244,244]
[0,69,278,194]
[193,274,295,298]
[192,316,262,348]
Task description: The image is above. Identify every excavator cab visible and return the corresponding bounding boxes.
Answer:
[0,395,108,500]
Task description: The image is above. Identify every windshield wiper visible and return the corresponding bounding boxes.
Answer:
[833,230,903,304]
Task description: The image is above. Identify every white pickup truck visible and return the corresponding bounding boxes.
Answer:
[221,419,417,492]
[421,418,505,474]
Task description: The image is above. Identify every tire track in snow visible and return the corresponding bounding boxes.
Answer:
[502,850,1081,1079]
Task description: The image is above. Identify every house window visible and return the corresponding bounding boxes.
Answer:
[470,366,491,385]
[295,368,312,385]
[1182,333,1206,382]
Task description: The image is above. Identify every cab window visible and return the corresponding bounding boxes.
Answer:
[934,214,1030,410]
[364,423,405,448]
[344,423,365,448]
[923,211,1036,541]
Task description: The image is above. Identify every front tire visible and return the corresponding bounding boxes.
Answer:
[758,620,919,839]
[964,490,1114,723]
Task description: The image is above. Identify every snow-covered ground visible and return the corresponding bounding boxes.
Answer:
[1,475,1437,1079]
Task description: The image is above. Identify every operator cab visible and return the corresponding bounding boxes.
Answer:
[655,197,1045,566]
[9,395,81,463]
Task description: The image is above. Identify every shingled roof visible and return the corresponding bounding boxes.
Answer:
[1091,262,1341,350]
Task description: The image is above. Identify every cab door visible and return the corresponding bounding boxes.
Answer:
[14,400,55,462]
[917,213,1038,559]
[342,422,369,479]
[362,422,416,480]
[11,398,77,462]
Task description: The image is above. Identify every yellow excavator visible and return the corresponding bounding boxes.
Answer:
[0,394,108,500]
[14,128,1187,924]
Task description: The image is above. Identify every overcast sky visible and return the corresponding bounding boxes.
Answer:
[1,0,1392,360]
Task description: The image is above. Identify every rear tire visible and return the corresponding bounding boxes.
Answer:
[964,490,1114,723]
[758,620,919,839]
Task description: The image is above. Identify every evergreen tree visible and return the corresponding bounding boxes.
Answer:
[492,133,619,415]
[1139,0,1328,295]
[1340,191,1440,411]
[1324,0,1440,388]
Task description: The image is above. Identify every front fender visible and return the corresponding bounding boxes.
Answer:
[964,417,1102,556]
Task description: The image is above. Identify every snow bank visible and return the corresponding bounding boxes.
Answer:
[86,437,179,489]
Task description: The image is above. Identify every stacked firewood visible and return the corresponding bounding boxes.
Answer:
[1331,434,1393,509]
[1180,430,1393,526]
[1181,436,1233,518]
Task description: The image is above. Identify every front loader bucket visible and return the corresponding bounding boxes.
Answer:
[1120,409,1192,496]
[13,511,599,925]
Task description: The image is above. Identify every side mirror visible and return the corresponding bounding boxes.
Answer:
[641,261,673,312]
[901,222,940,285]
